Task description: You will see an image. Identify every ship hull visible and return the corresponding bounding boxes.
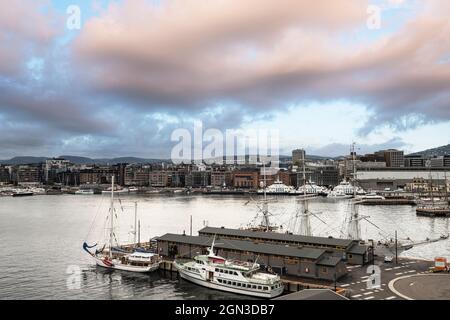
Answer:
[93,256,159,273]
[177,268,284,299]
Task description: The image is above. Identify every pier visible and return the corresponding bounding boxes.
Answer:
[356,199,417,206]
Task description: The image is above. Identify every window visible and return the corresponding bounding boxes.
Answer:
[258,286,262,290]
[232,282,236,286]
[234,272,238,276]
[252,285,256,289]
[237,283,241,287]
[263,287,268,291]
[322,267,328,274]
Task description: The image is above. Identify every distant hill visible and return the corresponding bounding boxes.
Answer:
[409,144,450,157]
[0,155,168,165]
[0,156,49,165]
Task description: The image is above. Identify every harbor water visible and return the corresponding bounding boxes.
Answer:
[0,194,449,300]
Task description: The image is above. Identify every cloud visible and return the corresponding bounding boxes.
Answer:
[72,0,450,132]
[0,0,61,77]
[1,0,449,158]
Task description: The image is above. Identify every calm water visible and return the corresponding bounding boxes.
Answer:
[0,194,449,300]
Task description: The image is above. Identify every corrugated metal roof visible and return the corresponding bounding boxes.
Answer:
[347,243,368,255]
[317,256,342,266]
[198,227,354,247]
[157,233,327,260]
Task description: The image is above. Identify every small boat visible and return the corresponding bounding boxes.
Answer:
[75,189,94,195]
[12,191,34,197]
[128,186,139,193]
[174,236,284,298]
[356,192,385,200]
[102,187,129,194]
[83,176,161,273]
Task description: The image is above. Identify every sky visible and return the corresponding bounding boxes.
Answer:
[0,0,449,159]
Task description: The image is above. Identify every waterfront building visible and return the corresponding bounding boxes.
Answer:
[157,233,348,281]
[296,165,339,187]
[198,227,368,265]
[210,170,232,187]
[44,158,71,184]
[376,149,404,168]
[11,164,43,185]
[232,169,259,189]
[430,155,450,168]
[185,171,211,188]
[79,166,116,185]
[124,164,150,186]
[0,165,11,185]
[279,170,296,187]
[357,168,450,191]
[292,149,306,166]
[149,171,170,187]
[404,155,427,168]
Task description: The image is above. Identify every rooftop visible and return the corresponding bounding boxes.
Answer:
[198,226,354,248]
[157,233,328,260]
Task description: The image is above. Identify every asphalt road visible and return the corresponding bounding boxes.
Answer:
[337,257,434,300]
[390,274,450,300]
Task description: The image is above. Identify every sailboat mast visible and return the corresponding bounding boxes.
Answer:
[134,201,138,245]
[348,142,360,240]
[109,175,114,258]
[300,150,311,236]
[262,162,269,231]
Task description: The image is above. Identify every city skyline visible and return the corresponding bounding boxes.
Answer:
[1,0,450,159]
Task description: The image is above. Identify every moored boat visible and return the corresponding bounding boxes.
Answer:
[83,176,161,273]
[174,237,284,298]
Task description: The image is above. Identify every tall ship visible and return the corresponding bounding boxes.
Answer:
[416,172,450,217]
[83,176,161,273]
[174,237,284,298]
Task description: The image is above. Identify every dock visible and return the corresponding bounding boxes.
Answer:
[158,259,346,294]
[356,199,417,206]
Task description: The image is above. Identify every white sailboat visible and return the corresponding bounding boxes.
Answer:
[83,176,161,273]
[174,236,284,298]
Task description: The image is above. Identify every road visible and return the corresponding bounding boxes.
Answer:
[389,274,450,300]
[337,257,433,300]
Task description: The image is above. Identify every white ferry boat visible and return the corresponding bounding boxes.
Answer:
[257,179,300,195]
[328,180,365,198]
[297,181,328,196]
[174,238,284,298]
